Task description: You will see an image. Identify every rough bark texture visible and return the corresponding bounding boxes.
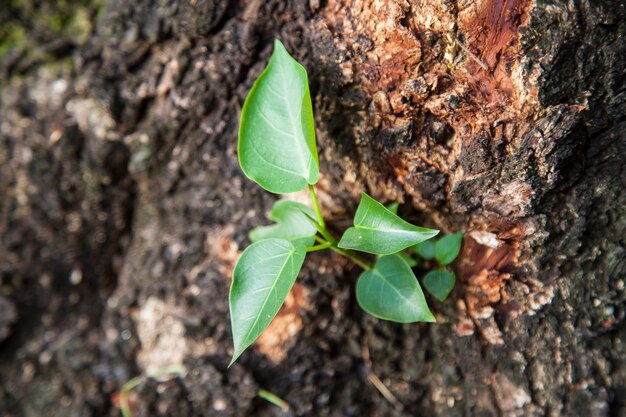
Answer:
[0,0,624,416]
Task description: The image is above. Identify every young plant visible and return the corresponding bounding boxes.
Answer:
[229,40,462,365]
[116,366,186,417]
[413,232,463,301]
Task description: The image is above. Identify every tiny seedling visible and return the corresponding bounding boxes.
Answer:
[229,40,463,365]
[414,231,463,301]
[116,366,186,417]
[258,388,290,411]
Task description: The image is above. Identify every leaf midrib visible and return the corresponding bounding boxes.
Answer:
[354,199,433,235]
[248,143,305,177]
[240,246,297,349]
[353,224,423,234]
[272,57,312,179]
[368,265,415,307]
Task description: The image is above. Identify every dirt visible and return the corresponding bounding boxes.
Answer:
[1,0,625,416]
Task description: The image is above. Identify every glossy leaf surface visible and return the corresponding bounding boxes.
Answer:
[356,254,435,323]
[338,193,439,255]
[229,239,306,365]
[238,39,318,194]
[249,200,317,247]
[435,232,463,265]
[423,269,456,301]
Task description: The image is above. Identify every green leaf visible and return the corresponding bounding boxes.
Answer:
[434,232,463,265]
[356,254,435,323]
[386,201,399,215]
[249,200,317,247]
[412,240,435,260]
[381,202,416,267]
[423,269,456,301]
[229,238,306,365]
[397,251,418,267]
[338,193,439,255]
[238,39,319,194]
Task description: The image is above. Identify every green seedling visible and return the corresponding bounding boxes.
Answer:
[434,232,463,265]
[423,269,456,301]
[229,40,463,365]
[117,366,186,417]
[414,231,463,300]
[258,388,290,411]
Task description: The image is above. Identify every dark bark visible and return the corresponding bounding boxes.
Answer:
[0,0,624,416]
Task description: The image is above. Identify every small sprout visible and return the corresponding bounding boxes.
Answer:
[435,232,464,266]
[258,388,290,411]
[423,269,456,301]
[117,366,185,417]
[412,240,435,260]
[229,40,463,364]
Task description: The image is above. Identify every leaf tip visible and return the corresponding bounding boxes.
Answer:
[227,355,238,368]
[272,39,290,60]
[425,312,437,323]
[228,346,247,368]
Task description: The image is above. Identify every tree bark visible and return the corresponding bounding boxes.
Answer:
[0,0,624,416]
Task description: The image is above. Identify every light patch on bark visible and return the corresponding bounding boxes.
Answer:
[468,230,502,249]
[492,373,532,415]
[136,297,187,374]
[66,98,118,141]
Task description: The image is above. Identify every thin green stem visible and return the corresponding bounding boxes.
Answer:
[315,236,373,270]
[120,376,143,395]
[307,185,372,270]
[306,242,332,252]
[328,245,373,270]
[146,365,186,379]
[300,210,325,233]
[308,184,326,229]
[258,388,290,411]
[318,226,336,245]
[119,376,143,417]
[306,186,336,244]
[118,366,185,417]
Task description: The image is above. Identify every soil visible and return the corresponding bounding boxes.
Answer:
[1,1,624,416]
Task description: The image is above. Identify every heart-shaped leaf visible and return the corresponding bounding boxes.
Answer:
[412,240,435,260]
[238,39,319,194]
[356,254,435,323]
[434,232,463,265]
[249,200,317,247]
[423,269,456,301]
[338,193,439,255]
[229,238,306,365]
